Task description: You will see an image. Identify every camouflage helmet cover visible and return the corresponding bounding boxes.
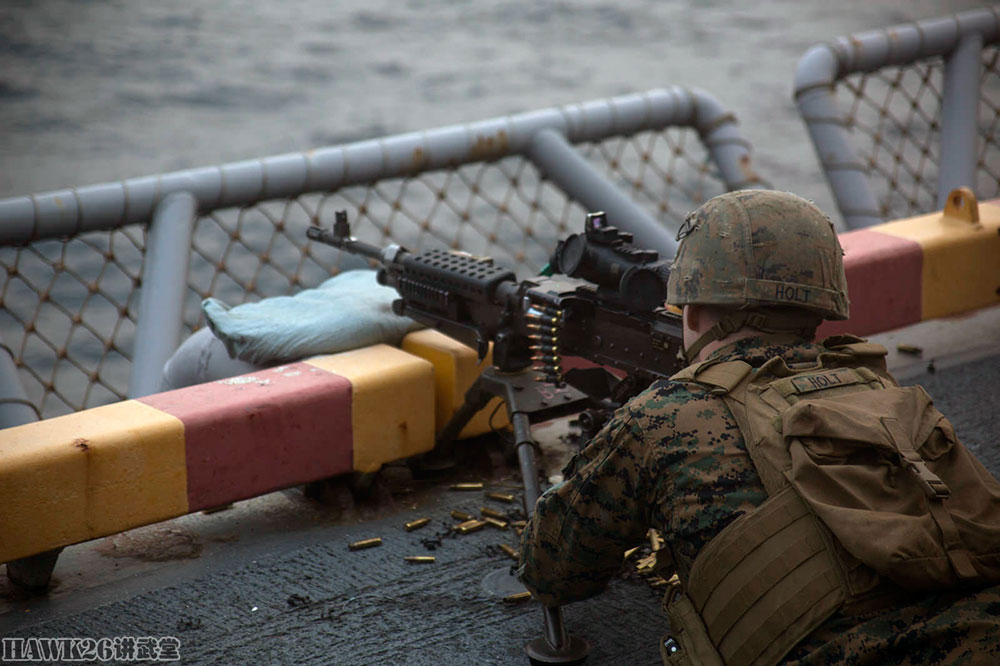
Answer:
[666,190,849,320]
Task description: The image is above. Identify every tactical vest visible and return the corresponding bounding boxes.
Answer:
[659,336,1000,666]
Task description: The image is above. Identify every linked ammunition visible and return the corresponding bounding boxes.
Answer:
[404,556,436,564]
[480,507,505,520]
[503,591,532,603]
[451,482,484,491]
[486,492,515,503]
[531,354,560,364]
[348,537,382,551]
[404,517,431,532]
[484,517,508,530]
[499,544,519,561]
[455,519,487,534]
[451,509,473,521]
[525,313,559,325]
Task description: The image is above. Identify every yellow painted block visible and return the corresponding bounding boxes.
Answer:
[0,401,188,563]
[401,329,509,438]
[306,344,435,473]
[875,197,1000,320]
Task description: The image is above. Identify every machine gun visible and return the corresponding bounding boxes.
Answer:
[308,210,684,664]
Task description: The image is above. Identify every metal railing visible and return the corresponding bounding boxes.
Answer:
[795,6,1000,229]
[0,86,765,419]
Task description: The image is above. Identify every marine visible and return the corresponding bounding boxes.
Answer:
[518,190,1000,665]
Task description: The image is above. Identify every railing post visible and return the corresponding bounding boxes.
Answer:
[0,339,63,591]
[794,45,884,229]
[528,128,678,258]
[938,33,983,210]
[127,191,197,398]
[0,341,37,429]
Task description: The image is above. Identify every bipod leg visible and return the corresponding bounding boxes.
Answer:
[508,409,589,664]
[414,376,495,474]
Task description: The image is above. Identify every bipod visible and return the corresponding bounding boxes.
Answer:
[438,367,591,664]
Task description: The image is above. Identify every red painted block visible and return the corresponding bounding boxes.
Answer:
[140,363,353,511]
[818,229,923,338]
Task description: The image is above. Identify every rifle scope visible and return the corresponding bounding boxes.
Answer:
[553,211,668,312]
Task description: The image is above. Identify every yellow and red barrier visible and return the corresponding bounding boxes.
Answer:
[819,189,1000,338]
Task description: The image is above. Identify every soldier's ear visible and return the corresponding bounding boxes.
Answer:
[683,304,701,332]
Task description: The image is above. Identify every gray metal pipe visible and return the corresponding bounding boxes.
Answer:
[127,191,197,398]
[793,6,1000,229]
[0,88,758,247]
[938,33,983,209]
[794,74,884,229]
[0,342,38,429]
[690,90,767,192]
[529,128,677,257]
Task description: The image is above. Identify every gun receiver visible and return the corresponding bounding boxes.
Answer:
[307,210,684,402]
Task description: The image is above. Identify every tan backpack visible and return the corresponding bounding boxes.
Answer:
[661,336,1000,666]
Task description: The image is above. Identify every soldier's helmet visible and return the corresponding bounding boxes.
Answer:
[666,190,849,320]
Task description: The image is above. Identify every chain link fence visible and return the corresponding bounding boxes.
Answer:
[0,88,763,419]
[795,7,1000,228]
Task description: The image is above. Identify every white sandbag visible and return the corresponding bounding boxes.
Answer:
[201,270,423,366]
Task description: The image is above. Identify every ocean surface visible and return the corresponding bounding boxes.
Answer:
[0,0,987,225]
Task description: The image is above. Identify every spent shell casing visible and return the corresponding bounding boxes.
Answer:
[486,492,516,503]
[484,517,508,530]
[455,519,487,534]
[481,507,505,520]
[503,591,532,603]
[404,517,431,532]
[450,509,473,521]
[510,520,527,528]
[451,482,484,491]
[499,544,519,561]
[404,556,436,564]
[348,537,382,551]
[649,529,663,552]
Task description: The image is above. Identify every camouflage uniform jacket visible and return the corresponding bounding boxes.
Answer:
[518,333,1000,665]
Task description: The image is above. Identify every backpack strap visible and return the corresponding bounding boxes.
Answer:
[881,416,979,581]
[670,359,753,397]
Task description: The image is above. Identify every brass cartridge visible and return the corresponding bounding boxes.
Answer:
[455,519,487,534]
[450,509,473,521]
[404,556,436,564]
[486,492,515,503]
[480,507,505,520]
[503,591,532,603]
[348,537,382,551]
[499,544,519,561]
[484,517,508,530]
[451,482,485,491]
[404,517,431,532]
